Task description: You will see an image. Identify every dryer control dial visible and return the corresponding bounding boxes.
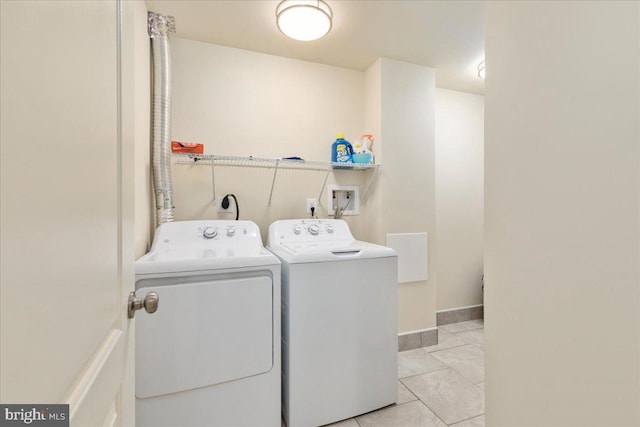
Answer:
[203,227,218,239]
[326,225,334,233]
[293,225,301,235]
[308,224,320,236]
[226,227,236,237]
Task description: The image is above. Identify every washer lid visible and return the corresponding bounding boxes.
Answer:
[280,239,354,253]
[267,219,396,263]
[269,239,396,264]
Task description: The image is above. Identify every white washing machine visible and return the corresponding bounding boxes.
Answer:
[135,220,281,427]
[267,219,398,427]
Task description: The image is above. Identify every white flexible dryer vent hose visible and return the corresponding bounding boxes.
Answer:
[148,11,175,226]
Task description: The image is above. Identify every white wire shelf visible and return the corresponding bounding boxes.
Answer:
[172,153,380,206]
[173,153,379,171]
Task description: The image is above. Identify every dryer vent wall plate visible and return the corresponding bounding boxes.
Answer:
[327,185,359,216]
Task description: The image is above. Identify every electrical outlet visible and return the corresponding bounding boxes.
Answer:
[215,196,232,213]
[306,198,320,214]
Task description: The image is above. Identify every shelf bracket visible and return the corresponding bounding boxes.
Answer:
[210,157,217,205]
[317,167,331,206]
[267,159,280,206]
[361,166,379,201]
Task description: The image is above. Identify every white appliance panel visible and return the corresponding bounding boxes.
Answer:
[268,219,353,244]
[136,275,273,399]
[136,371,281,427]
[268,218,398,427]
[386,232,429,283]
[283,259,397,426]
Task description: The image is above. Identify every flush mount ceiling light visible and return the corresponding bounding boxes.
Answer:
[276,0,333,41]
[478,60,485,79]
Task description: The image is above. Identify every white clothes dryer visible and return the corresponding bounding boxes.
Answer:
[135,220,280,427]
[267,219,397,427]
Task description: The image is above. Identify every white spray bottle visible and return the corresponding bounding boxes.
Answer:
[361,134,374,164]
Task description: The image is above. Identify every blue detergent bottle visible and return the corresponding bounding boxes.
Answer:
[331,133,354,165]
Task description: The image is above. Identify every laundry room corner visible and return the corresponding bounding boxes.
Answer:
[166,38,368,239]
[136,35,442,342]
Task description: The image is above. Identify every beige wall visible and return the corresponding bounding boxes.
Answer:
[435,88,484,311]
[362,59,383,246]
[134,0,152,259]
[169,41,438,333]
[380,58,437,333]
[169,38,370,242]
[365,58,438,333]
[2,2,135,418]
[485,1,640,425]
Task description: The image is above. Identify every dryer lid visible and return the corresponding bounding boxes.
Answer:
[136,250,279,275]
[136,220,280,275]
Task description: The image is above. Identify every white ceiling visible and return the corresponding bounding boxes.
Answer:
[145,0,485,94]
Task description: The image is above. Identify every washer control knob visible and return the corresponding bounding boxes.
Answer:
[308,224,320,236]
[203,227,217,239]
[293,225,301,235]
[226,227,236,237]
[326,225,334,233]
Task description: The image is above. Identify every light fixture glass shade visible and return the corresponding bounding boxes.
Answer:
[478,60,485,79]
[276,0,333,41]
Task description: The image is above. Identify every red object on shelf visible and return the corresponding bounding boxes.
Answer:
[171,141,204,154]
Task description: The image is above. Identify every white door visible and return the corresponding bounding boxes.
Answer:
[1,1,138,425]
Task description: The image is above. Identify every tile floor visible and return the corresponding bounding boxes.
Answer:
[327,319,485,427]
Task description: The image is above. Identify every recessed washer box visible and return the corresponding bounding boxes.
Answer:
[327,185,359,216]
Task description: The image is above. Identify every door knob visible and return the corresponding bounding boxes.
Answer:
[128,291,159,319]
